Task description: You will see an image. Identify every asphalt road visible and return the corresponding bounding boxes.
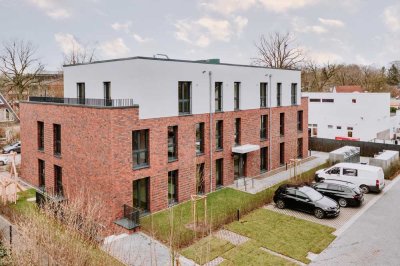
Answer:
[311,178,400,266]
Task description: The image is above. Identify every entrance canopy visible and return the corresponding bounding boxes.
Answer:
[232,144,260,154]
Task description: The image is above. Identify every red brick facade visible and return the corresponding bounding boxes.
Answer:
[20,97,308,229]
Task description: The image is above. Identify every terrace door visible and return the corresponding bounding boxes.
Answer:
[133,177,149,212]
[234,154,246,180]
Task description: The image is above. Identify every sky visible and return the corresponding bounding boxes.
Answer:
[0,0,399,70]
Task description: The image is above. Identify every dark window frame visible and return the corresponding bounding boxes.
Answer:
[277,83,282,107]
[196,163,205,195]
[215,120,223,150]
[133,177,150,212]
[168,170,178,205]
[260,147,268,173]
[297,111,303,131]
[297,138,303,159]
[260,115,268,140]
[196,123,205,155]
[178,81,192,115]
[260,82,267,108]
[215,82,223,112]
[104,81,112,106]
[38,121,44,151]
[53,124,61,156]
[38,159,45,190]
[168,126,178,162]
[54,165,63,197]
[132,129,149,169]
[291,83,297,105]
[234,82,240,110]
[77,82,85,104]
[234,118,241,146]
[280,142,285,165]
[279,113,285,136]
[216,158,223,187]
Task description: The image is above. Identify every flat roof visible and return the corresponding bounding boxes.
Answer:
[63,56,301,71]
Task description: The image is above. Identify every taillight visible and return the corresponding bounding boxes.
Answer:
[376,180,379,188]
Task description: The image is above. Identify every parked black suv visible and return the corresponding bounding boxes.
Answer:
[311,180,364,207]
[273,184,340,219]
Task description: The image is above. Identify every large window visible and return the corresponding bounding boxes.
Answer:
[196,163,205,195]
[216,120,223,150]
[38,121,44,151]
[132,129,149,169]
[297,111,303,131]
[178,81,191,115]
[234,82,240,110]
[54,165,63,197]
[260,115,268,140]
[277,83,282,106]
[260,82,267,107]
[133,177,149,212]
[104,81,111,106]
[216,159,223,187]
[168,170,178,205]
[291,83,297,105]
[77,83,85,104]
[215,82,223,112]
[196,123,204,155]
[297,138,303,159]
[234,118,241,145]
[279,113,285,136]
[38,159,45,190]
[53,124,61,156]
[280,142,285,165]
[260,147,268,172]
[168,126,178,162]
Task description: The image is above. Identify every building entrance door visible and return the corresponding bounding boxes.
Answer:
[234,154,246,180]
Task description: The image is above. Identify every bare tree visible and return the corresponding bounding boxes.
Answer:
[253,32,305,69]
[302,61,340,92]
[0,39,44,100]
[63,43,96,65]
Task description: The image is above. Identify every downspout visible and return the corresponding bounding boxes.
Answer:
[209,71,213,192]
[268,74,272,172]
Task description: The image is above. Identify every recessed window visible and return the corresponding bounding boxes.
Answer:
[196,123,204,155]
[215,82,223,112]
[291,83,297,105]
[280,142,285,165]
[53,124,61,156]
[328,125,333,129]
[178,81,191,115]
[347,127,353,130]
[260,115,268,140]
[322,99,334,103]
[297,111,303,131]
[337,126,342,129]
[216,120,223,150]
[77,83,85,104]
[260,82,267,108]
[54,165,63,197]
[234,118,241,145]
[352,99,356,103]
[277,83,282,107]
[168,126,178,162]
[310,98,321,102]
[38,121,44,151]
[260,147,268,172]
[132,129,149,169]
[280,113,285,136]
[234,82,240,110]
[196,163,205,195]
[38,159,45,191]
[216,159,223,187]
[168,170,178,205]
[104,82,111,106]
[133,177,149,212]
[297,138,303,158]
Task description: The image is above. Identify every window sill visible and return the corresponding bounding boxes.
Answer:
[260,169,268,174]
[260,106,268,109]
[215,110,224,113]
[260,138,268,142]
[215,148,223,152]
[179,113,192,117]
[168,201,178,207]
[133,165,150,170]
[38,149,44,153]
[216,185,224,190]
[54,153,62,159]
[196,153,205,157]
[234,109,241,111]
[168,158,178,163]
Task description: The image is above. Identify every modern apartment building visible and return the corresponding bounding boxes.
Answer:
[20,57,308,230]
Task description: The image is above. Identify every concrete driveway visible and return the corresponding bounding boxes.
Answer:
[311,178,400,266]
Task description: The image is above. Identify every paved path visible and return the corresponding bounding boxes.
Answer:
[311,177,400,266]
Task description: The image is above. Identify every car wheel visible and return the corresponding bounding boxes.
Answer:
[314,208,325,219]
[360,185,369,194]
[276,200,285,209]
[338,198,347,207]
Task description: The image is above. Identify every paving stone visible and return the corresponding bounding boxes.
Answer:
[214,229,249,245]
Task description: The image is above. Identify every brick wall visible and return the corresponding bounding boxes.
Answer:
[20,97,308,229]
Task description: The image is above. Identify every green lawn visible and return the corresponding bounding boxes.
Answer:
[141,162,329,248]
[226,209,336,264]
[181,236,235,265]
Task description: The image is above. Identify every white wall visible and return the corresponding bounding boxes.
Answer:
[64,58,301,119]
[303,92,395,141]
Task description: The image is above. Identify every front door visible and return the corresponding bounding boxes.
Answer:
[234,154,246,180]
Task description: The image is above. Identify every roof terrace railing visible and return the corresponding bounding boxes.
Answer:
[29,96,135,107]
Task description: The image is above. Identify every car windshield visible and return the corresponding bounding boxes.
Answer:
[300,187,323,201]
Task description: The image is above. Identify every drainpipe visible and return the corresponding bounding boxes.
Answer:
[268,74,272,171]
[209,71,213,192]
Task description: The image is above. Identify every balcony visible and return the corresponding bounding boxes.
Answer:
[114,204,141,230]
[29,96,136,108]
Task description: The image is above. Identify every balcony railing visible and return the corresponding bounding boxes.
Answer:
[114,204,141,230]
[29,96,135,107]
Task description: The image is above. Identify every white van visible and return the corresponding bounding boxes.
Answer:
[315,163,385,194]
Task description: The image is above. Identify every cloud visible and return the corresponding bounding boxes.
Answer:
[132,34,151,43]
[28,0,70,19]
[54,33,83,54]
[292,17,327,34]
[306,50,343,64]
[99,38,130,58]
[200,0,257,15]
[111,21,132,32]
[318,18,344,27]
[174,16,248,47]
[259,0,318,13]
[383,4,400,32]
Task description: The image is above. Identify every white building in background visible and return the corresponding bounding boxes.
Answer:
[303,92,400,142]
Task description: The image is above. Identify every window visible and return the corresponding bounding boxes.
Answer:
[196,163,205,195]
[328,125,333,129]
[295,191,309,200]
[53,124,61,156]
[327,184,339,191]
[234,82,240,110]
[322,99,334,103]
[260,147,268,172]
[310,98,321,102]
[133,177,149,212]
[260,115,268,140]
[216,159,223,187]
[38,159,45,190]
[348,131,353,137]
[279,113,285,136]
[195,123,204,155]
[168,170,178,205]
[234,118,241,145]
[132,129,149,168]
[297,138,303,159]
[215,82,223,112]
[104,82,111,106]
[347,127,354,130]
[77,83,85,104]
[297,111,303,131]
[316,183,328,189]
[260,82,267,107]
[327,167,340,175]
[54,165,63,197]
[38,121,44,151]
[280,142,285,165]
[277,83,282,106]
[291,83,297,105]
[337,126,342,130]
[168,126,178,162]
[178,81,191,115]
[215,120,223,150]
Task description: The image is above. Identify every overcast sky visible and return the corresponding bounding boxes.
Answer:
[1,0,399,70]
